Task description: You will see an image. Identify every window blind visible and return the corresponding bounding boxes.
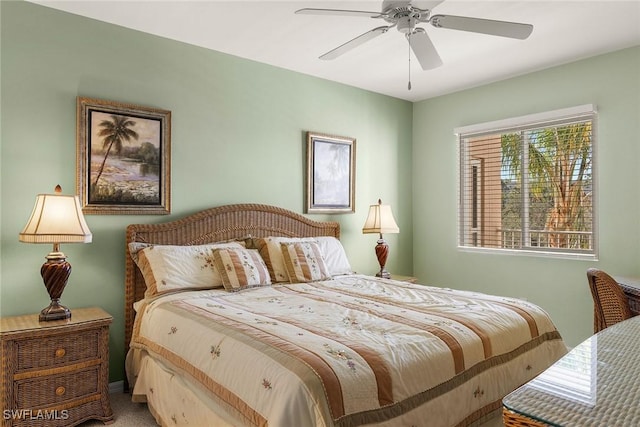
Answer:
[457,105,596,257]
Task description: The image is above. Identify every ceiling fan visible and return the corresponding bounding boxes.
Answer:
[295,1,533,71]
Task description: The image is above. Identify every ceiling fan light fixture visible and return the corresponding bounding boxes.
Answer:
[397,16,416,34]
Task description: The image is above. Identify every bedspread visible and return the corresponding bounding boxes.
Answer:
[128,275,566,427]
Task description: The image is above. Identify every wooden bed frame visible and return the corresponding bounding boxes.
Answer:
[124,203,340,389]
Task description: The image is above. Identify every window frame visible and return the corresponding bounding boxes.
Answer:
[455,104,598,260]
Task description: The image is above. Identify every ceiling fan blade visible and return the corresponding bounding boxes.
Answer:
[430,14,533,39]
[408,29,443,70]
[295,8,382,18]
[320,26,390,60]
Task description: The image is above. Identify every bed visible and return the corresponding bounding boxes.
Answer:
[124,203,567,427]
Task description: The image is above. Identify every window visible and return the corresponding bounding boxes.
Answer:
[457,105,596,257]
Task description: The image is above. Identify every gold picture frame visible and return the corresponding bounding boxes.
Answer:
[305,131,356,214]
[76,97,171,215]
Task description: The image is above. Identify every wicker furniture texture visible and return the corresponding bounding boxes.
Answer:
[0,307,113,426]
[587,268,634,333]
[124,203,340,390]
[503,316,640,426]
[616,276,640,315]
[502,408,548,426]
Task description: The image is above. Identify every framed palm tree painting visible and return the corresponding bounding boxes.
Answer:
[76,97,171,214]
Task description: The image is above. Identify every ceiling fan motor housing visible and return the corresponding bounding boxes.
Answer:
[382,1,431,33]
[382,0,414,14]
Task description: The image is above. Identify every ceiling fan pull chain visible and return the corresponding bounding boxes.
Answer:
[407,33,412,90]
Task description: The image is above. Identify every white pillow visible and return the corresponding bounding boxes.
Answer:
[131,242,245,297]
[315,236,353,276]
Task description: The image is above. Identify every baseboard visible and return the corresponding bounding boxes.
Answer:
[109,380,125,394]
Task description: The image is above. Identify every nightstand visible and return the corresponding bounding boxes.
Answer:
[390,275,418,284]
[0,307,114,426]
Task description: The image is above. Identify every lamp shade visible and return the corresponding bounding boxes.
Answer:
[19,186,92,244]
[362,199,399,234]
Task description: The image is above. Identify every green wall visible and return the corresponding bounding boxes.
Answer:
[413,46,640,347]
[0,2,413,381]
[2,1,639,384]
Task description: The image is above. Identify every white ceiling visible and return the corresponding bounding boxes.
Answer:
[30,0,640,101]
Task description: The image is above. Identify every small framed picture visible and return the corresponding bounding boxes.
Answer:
[305,131,356,214]
[76,97,171,215]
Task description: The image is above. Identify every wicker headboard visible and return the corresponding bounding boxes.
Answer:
[124,203,340,380]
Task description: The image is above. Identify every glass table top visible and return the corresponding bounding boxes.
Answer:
[503,316,640,426]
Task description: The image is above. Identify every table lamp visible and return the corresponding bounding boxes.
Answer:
[19,185,92,321]
[362,199,399,278]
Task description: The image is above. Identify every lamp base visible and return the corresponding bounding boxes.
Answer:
[374,237,392,279]
[39,251,72,322]
[376,270,391,279]
[39,299,71,321]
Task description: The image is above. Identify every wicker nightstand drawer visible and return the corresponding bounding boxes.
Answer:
[15,366,99,409]
[1,307,114,426]
[16,329,99,371]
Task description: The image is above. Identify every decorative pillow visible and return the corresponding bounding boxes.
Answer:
[213,248,271,291]
[128,242,151,264]
[133,242,245,297]
[281,241,332,283]
[255,237,316,282]
[314,236,354,276]
[222,235,255,248]
[128,239,248,265]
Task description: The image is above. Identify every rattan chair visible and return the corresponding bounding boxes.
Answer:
[587,268,634,333]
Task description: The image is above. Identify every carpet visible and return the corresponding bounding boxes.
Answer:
[80,392,156,426]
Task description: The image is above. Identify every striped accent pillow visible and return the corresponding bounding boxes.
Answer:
[213,248,272,292]
[281,241,332,283]
[255,237,316,282]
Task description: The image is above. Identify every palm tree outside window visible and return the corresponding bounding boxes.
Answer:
[457,105,596,258]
